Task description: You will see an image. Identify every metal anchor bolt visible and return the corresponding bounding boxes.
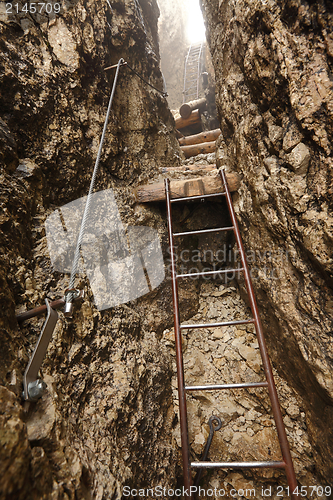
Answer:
[194,415,222,489]
[27,379,47,402]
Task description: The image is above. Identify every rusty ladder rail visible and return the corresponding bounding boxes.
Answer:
[164,169,298,499]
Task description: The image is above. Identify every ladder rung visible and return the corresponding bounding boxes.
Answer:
[177,268,244,279]
[170,192,225,203]
[191,461,286,469]
[173,226,234,238]
[180,318,255,330]
[185,382,269,391]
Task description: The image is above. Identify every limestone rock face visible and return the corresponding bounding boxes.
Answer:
[0,0,183,498]
[201,0,333,483]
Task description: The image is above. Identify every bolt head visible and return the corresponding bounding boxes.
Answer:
[28,379,47,402]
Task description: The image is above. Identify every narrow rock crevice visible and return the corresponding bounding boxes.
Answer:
[1,0,333,496]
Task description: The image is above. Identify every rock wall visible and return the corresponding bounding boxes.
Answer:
[201,0,333,485]
[0,1,187,498]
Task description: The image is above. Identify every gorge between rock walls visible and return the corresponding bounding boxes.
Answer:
[0,0,332,499]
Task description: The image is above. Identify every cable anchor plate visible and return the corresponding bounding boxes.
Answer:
[22,299,58,401]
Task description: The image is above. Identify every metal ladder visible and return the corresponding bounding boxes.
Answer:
[183,42,204,103]
[164,169,298,499]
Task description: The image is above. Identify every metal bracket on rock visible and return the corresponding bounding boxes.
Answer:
[22,299,58,402]
[16,289,84,323]
[194,415,222,489]
[104,60,128,71]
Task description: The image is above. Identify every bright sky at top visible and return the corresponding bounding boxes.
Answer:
[185,0,206,44]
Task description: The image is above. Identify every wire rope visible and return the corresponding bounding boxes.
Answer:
[65,58,124,310]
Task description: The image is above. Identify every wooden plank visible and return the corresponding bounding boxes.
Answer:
[175,129,185,139]
[179,97,207,119]
[171,110,181,121]
[134,172,240,203]
[179,129,221,146]
[181,141,216,159]
[162,165,216,173]
[175,109,201,130]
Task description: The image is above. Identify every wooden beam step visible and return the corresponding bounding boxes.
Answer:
[181,141,216,159]
[175,129,185,139]
[175,109,201,130]
[162,165,216,173]
[179,97,207,119]
[134,172,240,203]
[179,129,221,146]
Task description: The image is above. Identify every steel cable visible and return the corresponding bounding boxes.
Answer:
[65,58,124,309]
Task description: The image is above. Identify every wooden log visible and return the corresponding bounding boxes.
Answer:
[134,172,240,203]
[171,110,181,121]
[179,129,221,146]
[179,97,207,119]
[175,129,185,139]
[162,165,216,173]
[181,141,216,159]
[175,109,201,130]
